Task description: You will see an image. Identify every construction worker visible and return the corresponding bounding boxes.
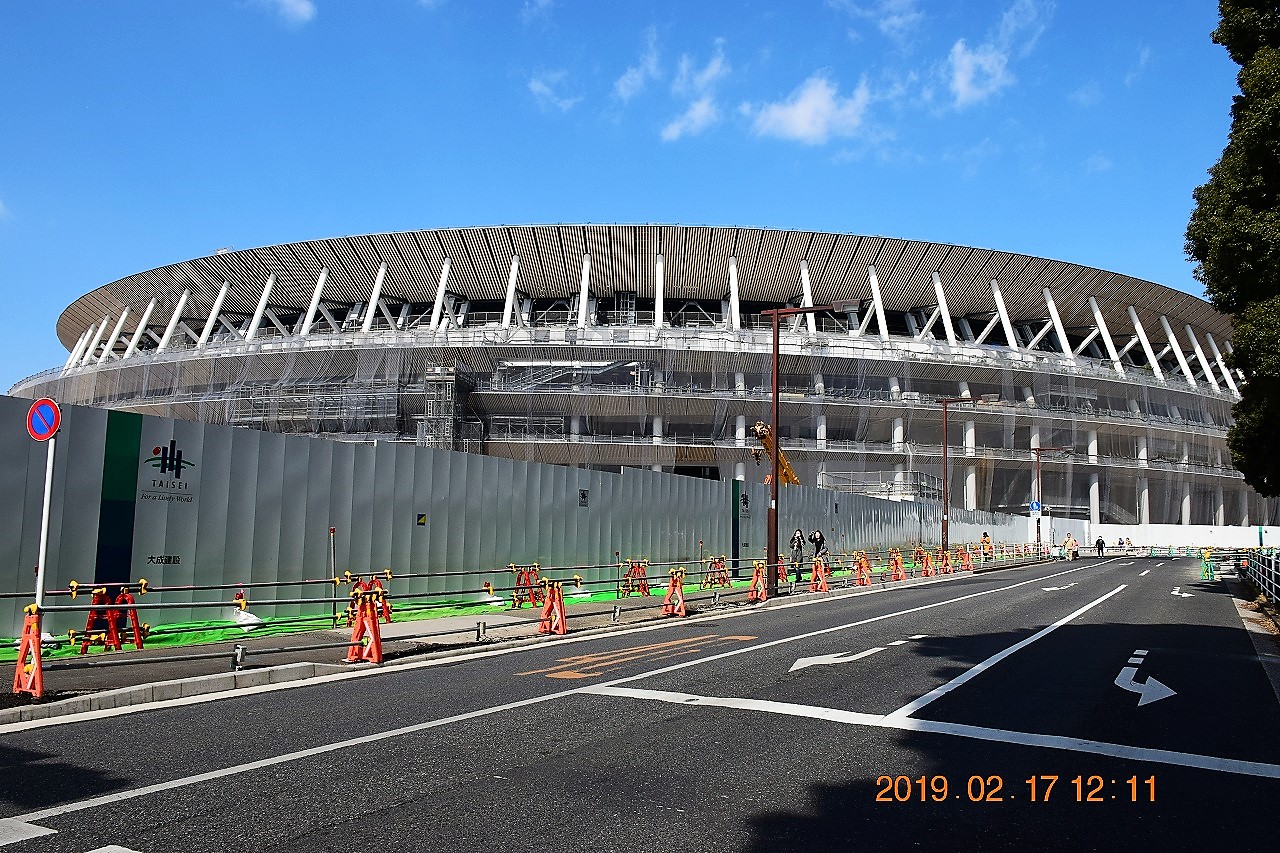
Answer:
[1095,536,1106,558]
[980,531,993,562]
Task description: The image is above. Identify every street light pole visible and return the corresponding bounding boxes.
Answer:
[937,397,970,551]
[1031,445,1072,549]
[760,301,859,597]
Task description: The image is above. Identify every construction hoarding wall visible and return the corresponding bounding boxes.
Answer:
[0,394,1020,634]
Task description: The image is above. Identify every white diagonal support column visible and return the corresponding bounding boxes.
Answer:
[654,254,665,328]
[298,269,328,336]
[799,260,817,335]
[361,263,388,334]
[1042,287,1073,361]
[931,272,958,347]
[501,255,521,329]
[429,258,451,330]
[1126,306,1164,380]
[728,256,741,329]
[1087,296,1125,375]
[1159,315,1197,387]
[123,298,157,358]
[246,274,275,342]
[1205,333,1238,395]
[63,329,90,370]
[157,290,190,352]
[576,253,591,329]
[197,281,229,348]
[97,309,131,363]
[867,265,889,340]
[80,316,110,366]
[991,280,1018,352]
[1184,325,1220,391]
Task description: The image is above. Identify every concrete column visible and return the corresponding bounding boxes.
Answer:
[1087,430,1098,464]
[1241,492,1250,527]
[1138,477,1150,525]
[654,370,665,392]
[964,421,975,457]
[964,466,977,511]
[1182,441,1191,464]
[735,462,746,481]
[1138,435,1148,468]
[894,464,905,499]
[1215,484,1225,526]
[816,414,827,450]
[813,373,825,396]
[888,377,901,400]
[735,415,747,447]
[735,371,746,395]
[570,416,581,442]
[1089,473,1100,524]
[652,464,663,472]
[1022,386,1036,407]
[1181,481,1192,525]
[652,415,663,445]
[958,381,971,398]
[892,417,905,451]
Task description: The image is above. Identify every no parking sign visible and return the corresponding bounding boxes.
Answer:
[26,398,60,441]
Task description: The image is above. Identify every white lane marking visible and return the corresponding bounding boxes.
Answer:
[1127,657,1144,664]
[1172,587,1194,598]
[889,640,908,646]
[1042,583,1078,591]
[790,646,884,673]
[1140,570,1151,576]
[1114,666,1177,707]
[1155,563,1165,567]
[0,564,1110,831]
[0,562,1094,734]
[585,686,1280,780]
[1135,649,1149,655]
[885,585,1128,720]
[0,819,55,844]
[908,634,929,640]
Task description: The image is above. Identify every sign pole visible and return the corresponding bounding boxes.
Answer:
[34,434,56,608]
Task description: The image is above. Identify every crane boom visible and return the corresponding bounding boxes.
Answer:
[749,421,801,486]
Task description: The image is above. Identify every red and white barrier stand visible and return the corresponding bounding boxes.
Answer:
[701,556,732,590]
[747,560,769,603]
[510,563,545,609]
[661,568,688,618]
[345,589,385,664]
[620,559,652,597]
[537,580,568,635]
[808,558,830,593]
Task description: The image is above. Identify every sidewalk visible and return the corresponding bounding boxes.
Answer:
[1,557,1055,725]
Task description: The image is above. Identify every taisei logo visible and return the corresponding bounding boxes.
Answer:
[145,440,196,479]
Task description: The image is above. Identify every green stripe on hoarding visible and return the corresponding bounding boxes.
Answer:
[94,410,142,585]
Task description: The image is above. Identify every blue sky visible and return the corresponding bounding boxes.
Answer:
[0,1,1239,390]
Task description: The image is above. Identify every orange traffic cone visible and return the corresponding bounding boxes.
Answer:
[12,608,44,698]
[661,568,688,617]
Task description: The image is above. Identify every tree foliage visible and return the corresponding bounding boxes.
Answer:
[1186,1,1280,495]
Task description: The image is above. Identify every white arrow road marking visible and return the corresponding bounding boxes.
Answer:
[85,847,144,853]
[1171,587,1194,598]
[790,646,885,672]
[1114,666,1177,706]
[1042,582,1078,591]
[1140,569,1151,576]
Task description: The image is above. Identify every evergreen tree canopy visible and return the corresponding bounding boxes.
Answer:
[1186,1,1280,495]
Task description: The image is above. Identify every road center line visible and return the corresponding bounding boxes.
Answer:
[585,686,1280,780]
[1141,569,1151,576]
[884,584,1128,720]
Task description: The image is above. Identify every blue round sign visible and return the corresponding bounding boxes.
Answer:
[1029,500,1042,512]
[26,398,60,442]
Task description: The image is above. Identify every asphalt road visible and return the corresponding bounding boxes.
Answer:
[1,556,1278,852]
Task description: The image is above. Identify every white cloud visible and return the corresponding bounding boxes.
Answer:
[748,75,872,145]
[1125,46,1151,86]
[661,97,718,141]
[1069,81,1101,107]
[528,71,580,112]
[945,0,1052,108]
[614,27,660,102]
[829,0,925,43]
[259,0,315,25]
[521,0,553,25]
[673,39,730,97]
[660,39,730,141]
[1084,152,1113,173]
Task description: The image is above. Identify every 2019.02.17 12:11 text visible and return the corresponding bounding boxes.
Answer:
[874,775,1156,803]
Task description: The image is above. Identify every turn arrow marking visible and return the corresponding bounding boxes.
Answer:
[1114,666,1177,706]
[790,646,885,673]
[1041,582,1078,591]
[1171,587,1194,598]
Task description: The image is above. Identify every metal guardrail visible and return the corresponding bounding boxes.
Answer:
[1238,550,1280,602]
